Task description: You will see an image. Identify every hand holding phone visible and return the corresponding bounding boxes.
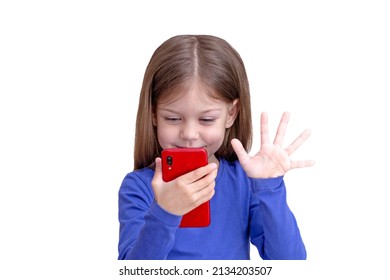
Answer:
[161,148,213,227]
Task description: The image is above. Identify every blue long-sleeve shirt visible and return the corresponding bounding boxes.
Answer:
[118,159,306,260]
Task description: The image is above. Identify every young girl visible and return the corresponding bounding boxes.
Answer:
[118,35,314,260]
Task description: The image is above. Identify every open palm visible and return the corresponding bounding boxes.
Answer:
[231,112,314,178]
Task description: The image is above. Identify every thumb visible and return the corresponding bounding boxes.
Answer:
[151,157,163,201]
[153,157,162,180]
[231,138,250,167]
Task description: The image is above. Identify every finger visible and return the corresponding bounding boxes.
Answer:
[193,180,216,206]
[194,168,218,188]
[285,129,311,156]
[179,168,217,210]
[273,112,290,146]
[181,162,218,184]
[261,112,270,146]
[290,159,316,169]
[231,138,251,167]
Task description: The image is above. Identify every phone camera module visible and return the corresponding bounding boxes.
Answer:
[167,155,173,166]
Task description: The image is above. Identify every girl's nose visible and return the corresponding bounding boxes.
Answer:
[180,122,199,141]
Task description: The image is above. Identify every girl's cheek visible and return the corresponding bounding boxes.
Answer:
[157,126,177,143]
[204,128,226,143]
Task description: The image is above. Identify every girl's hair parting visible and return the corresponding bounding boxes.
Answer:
[133,34,252,170]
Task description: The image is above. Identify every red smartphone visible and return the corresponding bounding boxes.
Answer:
[161,148,211,228]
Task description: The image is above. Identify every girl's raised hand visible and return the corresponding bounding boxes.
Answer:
[231,112,315,179]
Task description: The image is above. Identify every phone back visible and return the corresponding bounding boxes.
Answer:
[161,148,211,227]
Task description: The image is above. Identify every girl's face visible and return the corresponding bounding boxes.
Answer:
[154,82,238,164]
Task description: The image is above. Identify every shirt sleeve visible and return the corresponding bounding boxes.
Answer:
[249,176,307,260]
[118,171,182,259]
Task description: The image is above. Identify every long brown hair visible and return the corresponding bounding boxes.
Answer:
[133,35,252,170]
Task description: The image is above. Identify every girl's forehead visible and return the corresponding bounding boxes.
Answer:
[157,80,225,107]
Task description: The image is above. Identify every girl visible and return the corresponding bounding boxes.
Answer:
[118,35,314,260]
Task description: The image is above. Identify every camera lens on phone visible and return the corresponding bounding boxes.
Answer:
[167,156,173,166]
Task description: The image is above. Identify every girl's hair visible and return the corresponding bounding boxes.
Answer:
[134,35,252,170]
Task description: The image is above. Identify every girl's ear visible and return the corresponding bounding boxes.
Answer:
[225,98,239,128]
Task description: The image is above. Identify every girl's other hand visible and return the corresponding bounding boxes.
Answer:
[231,112,315,179]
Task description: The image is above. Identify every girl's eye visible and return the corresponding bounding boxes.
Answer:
[200,118,215,124]
[164,117,181,122]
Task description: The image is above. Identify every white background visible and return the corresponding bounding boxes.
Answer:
[1,0,389,279]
